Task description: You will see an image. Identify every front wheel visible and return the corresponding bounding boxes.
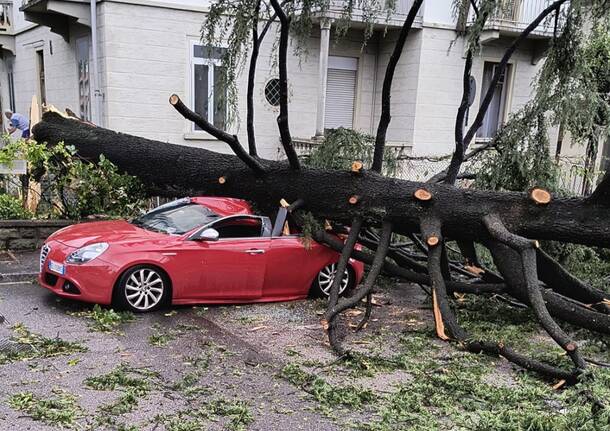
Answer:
[311,263,353,297]
[114,265,169,312]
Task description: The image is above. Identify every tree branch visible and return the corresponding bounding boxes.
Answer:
[424,218,578,381]
[325,221,393,355]
[484,214,586,371]
[536,249,610,312]
[445,50,473,185]
[169,94,266,175]
[246,0,284,157]
[246,0,262,157]
[269,0,301,170]
[327,217,363,313]
[371,0,423,173]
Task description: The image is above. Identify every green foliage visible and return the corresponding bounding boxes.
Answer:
[280,363,375,409]
[543,241,610,293]
[67,304,135,334]
[154,397,254,431]
[281,307,610,431]
[537,15,610,147]
[304,128,398,176]
[475,106,560,192]
[471,5,610,193]
[58,154,146,220]
[85,363,158,426]
[0,138,146,219]
[0,323,87,365]
[0,194,32,219]
[298,211,322,250]
[8,390,83,428]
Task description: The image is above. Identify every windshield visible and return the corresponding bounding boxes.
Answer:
[132,203,220,234]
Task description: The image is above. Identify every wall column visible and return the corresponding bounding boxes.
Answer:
[315,19,331,138]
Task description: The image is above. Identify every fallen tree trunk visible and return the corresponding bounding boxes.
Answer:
[33,112,610,249]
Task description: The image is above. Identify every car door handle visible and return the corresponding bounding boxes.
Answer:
[245,249,265,255]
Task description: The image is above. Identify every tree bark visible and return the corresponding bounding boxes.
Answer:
[33,112,610,250]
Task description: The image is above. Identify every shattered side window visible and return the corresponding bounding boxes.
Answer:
[131,202,219,235]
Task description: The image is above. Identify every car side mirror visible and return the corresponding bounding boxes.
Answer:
[198,228,219,241]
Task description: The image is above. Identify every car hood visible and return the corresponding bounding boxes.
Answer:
[47,220,167,248]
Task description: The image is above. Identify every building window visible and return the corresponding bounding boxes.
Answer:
[264,78,281,107]
[76,37,91,121]
[36,50,46,106]
[191,43,227,131]
[324,56,358,130]
[478,61,512,140]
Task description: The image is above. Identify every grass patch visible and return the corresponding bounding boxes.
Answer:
[0,323,87,365]
[8,389,82,428]
[68,304,135,334]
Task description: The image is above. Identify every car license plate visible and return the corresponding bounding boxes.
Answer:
[48,260,65,275]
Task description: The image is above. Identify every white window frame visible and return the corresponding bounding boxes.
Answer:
[474,59,515,143]
[188,40,226,135]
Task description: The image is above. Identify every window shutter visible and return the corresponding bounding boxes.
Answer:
[325,56,357,130]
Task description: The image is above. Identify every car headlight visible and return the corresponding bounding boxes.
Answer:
[66,243,109,264]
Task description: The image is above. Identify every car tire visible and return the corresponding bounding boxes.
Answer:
[114,265,170,313]
[310,263,355,298]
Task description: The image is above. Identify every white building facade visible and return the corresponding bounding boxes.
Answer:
[0,0,565,170]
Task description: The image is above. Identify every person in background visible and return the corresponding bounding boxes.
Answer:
[4,110,30,139]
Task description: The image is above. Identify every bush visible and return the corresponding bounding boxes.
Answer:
[0,194,32,220]
[0,139,146,220]
[304,128,398,176]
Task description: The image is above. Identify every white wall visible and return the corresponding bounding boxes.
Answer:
[98,2,386,159]
[7,25,79,119]
[422,0,457,27]
[411,27,543,156]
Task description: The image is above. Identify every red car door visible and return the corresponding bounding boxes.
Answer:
[196,237,269,299]
[189,215,272,300]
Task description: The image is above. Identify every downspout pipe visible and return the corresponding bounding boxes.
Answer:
[90,0,102,125]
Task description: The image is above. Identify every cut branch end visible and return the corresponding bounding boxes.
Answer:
[530,188,552,205]
[427,236,440,247]
[351,161,364,173]
[414,188,433,202]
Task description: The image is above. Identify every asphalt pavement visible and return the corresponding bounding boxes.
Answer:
[0,275,342,430]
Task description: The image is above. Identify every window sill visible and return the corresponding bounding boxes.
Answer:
[183,132,221,142]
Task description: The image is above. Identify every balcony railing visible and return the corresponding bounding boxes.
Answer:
[324,0,422,28]
[482,0,559,35]
[0,2,13,33]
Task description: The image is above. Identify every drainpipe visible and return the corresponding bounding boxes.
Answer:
[90,0,102,125]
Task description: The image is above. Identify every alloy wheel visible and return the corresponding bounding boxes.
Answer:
[317,263,350,296]
[124,268,164,311]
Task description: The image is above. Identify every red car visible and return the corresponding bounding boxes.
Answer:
[39,197,364,312]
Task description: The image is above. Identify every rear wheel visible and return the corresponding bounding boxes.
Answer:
[311,263,353,297]
[114,265,169,312]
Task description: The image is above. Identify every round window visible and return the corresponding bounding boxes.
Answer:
[264,78,281,107]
